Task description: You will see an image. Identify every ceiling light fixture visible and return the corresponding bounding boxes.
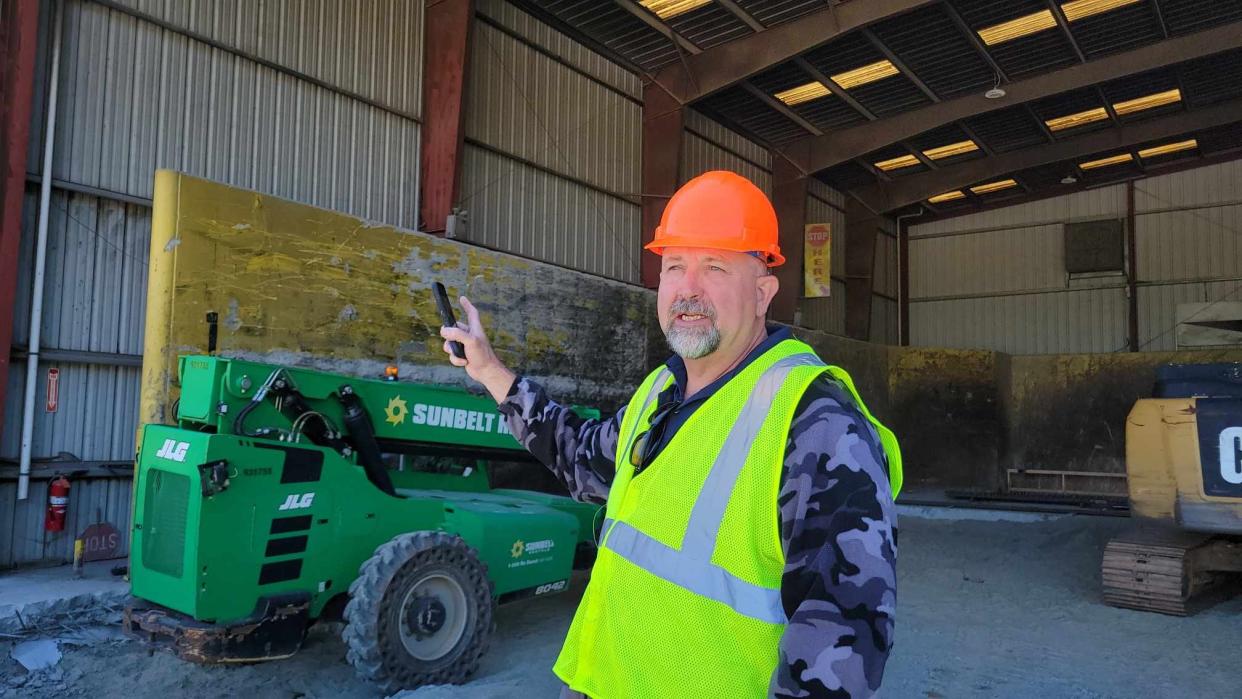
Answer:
[924,140,980,160]
[928,190,966,203]
[985,87,1007,99]
[978,10,1056,45]
[831,60,899,90]
[1044,88,1182,132]
[1061,0,1143,22]
[1045,107,1110,131]
[638,0,712,20]
[978,0,1143,46]
[1138,139,1198,159]
[970,179,1019,194]
[1080,153,1134,169]
[774,82,831,106]
[1113,88,1182,116]
[874,154,922,171]
[1061,174,1079,184]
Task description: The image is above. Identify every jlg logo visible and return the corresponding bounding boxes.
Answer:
[278,493,315,511]
[155,439,190,462]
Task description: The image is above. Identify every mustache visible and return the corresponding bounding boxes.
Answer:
[667,298,717,319]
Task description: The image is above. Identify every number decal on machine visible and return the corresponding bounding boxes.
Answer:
[155,439,190,462]
[1198,400,1242,497]
[278,493,316,511]
[534,580,567,596]
[1221,426,1242,486]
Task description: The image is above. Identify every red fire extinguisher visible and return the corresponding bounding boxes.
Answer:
[45,475,70,532]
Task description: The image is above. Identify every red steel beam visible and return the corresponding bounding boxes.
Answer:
[0,0,41,441]
[641,81,683,288]
[419,0,475,234]
[770,145,808,323]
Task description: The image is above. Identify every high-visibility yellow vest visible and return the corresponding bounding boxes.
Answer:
[553,338,902,697]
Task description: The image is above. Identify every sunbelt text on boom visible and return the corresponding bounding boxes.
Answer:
[388,395,511,435]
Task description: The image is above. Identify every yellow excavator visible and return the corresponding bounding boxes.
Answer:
[1103,363,1242,615]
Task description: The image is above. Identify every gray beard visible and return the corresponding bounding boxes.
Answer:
[664,321,721,359]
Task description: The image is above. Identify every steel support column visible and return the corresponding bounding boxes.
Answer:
[844,197,879,341]
[1126,181,1138,352]
[0,0,41,443]
[770,146,808,323]
[899,218,911,346]
[419,0,475,234]
[641,81,683,288]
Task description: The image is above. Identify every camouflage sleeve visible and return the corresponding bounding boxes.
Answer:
[496,376,621,505]
[770,374,898,699]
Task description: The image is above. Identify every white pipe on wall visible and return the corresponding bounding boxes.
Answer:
[18,0,64,500]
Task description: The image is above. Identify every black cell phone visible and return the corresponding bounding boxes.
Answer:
[433,282,466,360]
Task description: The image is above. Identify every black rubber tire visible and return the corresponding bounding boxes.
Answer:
[342,531,494,693]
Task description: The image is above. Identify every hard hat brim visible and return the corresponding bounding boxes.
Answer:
[644,237,785,267]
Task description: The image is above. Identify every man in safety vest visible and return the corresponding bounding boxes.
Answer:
[441,170,900,698]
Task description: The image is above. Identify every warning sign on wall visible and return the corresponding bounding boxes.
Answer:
[803,223,832,298]
[46,368,59,413]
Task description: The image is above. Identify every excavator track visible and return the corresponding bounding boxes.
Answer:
[1102,529,1225,616]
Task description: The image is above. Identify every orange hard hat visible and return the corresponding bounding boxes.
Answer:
[645,170,784,267]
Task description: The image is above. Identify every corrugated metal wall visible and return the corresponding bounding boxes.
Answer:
[459,145,641,281]
[458,0,641,283]
[872,218,899,345]
[908,159,1242,354]
[0,476,132,572]
[800,181,847,334]
[1133,160,1242,349]
[3,0,424,567]
[5,190,148,462]
[29,0,422,224]
[799,180,898,341]
[682,109,772,195]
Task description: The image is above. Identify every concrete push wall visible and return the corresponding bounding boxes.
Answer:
[141,171,659,429]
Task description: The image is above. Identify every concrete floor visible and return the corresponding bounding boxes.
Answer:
[3,510,1240,698]
[0,561,128,635]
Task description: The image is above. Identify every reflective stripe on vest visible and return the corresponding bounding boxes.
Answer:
[600,353,823,624]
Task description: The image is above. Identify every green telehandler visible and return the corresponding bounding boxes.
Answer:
[124,354,602,692]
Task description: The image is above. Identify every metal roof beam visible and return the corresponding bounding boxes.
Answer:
[1148,0,1169,38]
[848,96,1242,213]
[904,144,939,169]
[716,0,766,32]
[613,0,702,55]
[792,56,877,120]
[1046,0,1087,63]
[941,1,1008,83]
[651,0,940,103]
[957,120,995,156]
[1025,103,1056,142]
[783,21,1242,173]
[1097,86,1122,126]
[861,27,940,102]
[741,82,824,136]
